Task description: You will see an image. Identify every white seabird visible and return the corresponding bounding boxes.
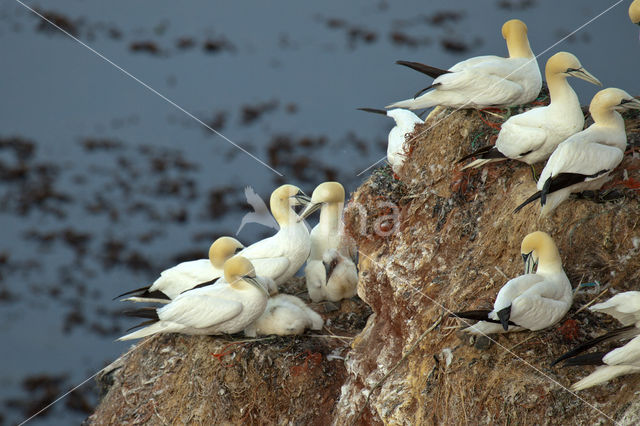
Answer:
[244,294,323,337]
[358,108,423,174]
[514,88,640,215]
[386,19,542,110]
[116,236,244,303]
[453,231,572,335]
[118,257,271,340]
[460,52,601,169]
[299,182,359,303]
[552,291,640,390]
[630,0,640,25]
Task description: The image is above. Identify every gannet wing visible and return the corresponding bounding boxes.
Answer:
[509,293,570,331]
[495,114,548,159]
[591,291,640,326]
[493,273,543,308]
[150,259,222,297]
[158,292,242,329]
[603,335,640,366]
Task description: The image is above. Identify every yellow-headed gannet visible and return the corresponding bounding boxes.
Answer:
[453,231,572,335]
[118,257,271,340]
[299,182,359,302]
[460,52,601,169]
[552,291,640,390]
[386,19,542,110]
[358,108,423,174]
[116,236,244,303]
[515,88,640,215]
[631,0,640,25]
[235,184,311,287]
[244,294,323,337]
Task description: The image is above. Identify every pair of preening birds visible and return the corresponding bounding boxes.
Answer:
[117,183,357,340]
[362,16,640,216]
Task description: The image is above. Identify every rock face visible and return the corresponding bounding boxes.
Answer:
[88,103,640,425]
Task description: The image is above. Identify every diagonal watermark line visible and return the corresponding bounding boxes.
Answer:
[355,249,617,424]
[356,0,625,177]
[14,0,283,177]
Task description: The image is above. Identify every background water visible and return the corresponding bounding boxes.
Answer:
[0,0,637,424]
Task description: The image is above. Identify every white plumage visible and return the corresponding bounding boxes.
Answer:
[515,88,640,216]
[300,182,359,303]
[244,294,323,337]
[553,292,640,390]
[461,52,601,169]
[118,257,271,340]
[359,108,423,174]
[455,231,572,335]
[386,19,541,110]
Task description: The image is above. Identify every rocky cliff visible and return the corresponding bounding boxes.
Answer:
[88,100,640,425]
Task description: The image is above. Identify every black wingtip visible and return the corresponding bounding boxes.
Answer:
[560,352,607,367]
[113,285,152,300]
[395,60,450,79]
[550,325,637,366]
[457,145,501,164]
[125,318,158,332]
[122,307,159,320]
[541,177,552,206]
[496,306,511,331]
[513,191,542,213]
[357,107,388,115]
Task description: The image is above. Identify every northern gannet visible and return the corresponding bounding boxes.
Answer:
[358,108,423,174]
[386,19,542,110]
[118,257,271,340]
[453,231,572,335]
[244,294,323,337]
[514,88,640,215]
[116,236,244,303]
[300,182,358,302]
[235,184,311,287]
[630,0,640,25]
[552,291,640,390]
[460,52,601,169]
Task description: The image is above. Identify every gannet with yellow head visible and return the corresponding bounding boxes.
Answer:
[386,19,542,110]
[460,52,601,169]
[116,236,244,303]
[358,108,423,174]
[630,0,640,25]
[552,291,640,390]
[515,88,640,215]
[118,257,270,340]
[299,182,358,302]
[453,231,572,335]
[244,294,323,337]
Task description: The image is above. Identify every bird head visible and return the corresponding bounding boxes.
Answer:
[209,237,244,269]
[546,52,601,86]
[298,182,345,221]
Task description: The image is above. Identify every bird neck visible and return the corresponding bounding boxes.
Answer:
[271,199,297,228]
[319,202,342,234]
[506,33,534,59]
[591,107,625,130]
[546,73,579,108]
[536,244,563,275]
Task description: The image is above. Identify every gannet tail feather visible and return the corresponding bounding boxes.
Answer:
[396,60,450,79]
[561,351,607,367]
[551,325,638,366]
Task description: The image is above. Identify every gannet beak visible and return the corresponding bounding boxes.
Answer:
[357,107,388,116]
[619,98,640,110]
[567,67,602,86]
[291,192,311,206]
[496,306,511,331]
[244,276,268,296]
[522,251,538,274]
[297,202,323,221]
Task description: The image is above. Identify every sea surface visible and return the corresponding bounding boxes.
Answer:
[0,0,637,424]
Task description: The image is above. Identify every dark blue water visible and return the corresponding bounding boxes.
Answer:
[0,0,637,424]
